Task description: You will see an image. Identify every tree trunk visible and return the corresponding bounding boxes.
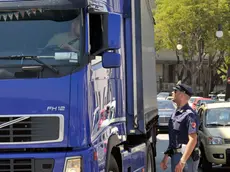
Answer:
[190,62,198,94]
[210,72,220,93]
[176,64,185,81]
[191,75,197,95]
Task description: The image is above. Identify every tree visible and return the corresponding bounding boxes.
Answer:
[154,0,230,95]
[217,54,230,81]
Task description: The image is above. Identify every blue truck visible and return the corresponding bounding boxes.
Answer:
[0,0,158,171]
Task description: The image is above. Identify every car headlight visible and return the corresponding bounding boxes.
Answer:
[208,137,223,145]
[64,157,81,172]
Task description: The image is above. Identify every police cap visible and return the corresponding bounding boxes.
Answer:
[173,83,193,97]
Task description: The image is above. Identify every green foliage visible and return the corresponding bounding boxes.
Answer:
[154,0,230,57]
[217,55,230,81]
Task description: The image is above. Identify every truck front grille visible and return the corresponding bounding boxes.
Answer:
[0,115,62,143]
[0,158,54,172]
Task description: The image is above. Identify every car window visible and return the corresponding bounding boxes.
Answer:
[200,100,215,104]
[157,100,175,110]
[189,97,196,103]
[157,92,170,98]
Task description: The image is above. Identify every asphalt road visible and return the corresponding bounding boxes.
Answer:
[156,134,230,172]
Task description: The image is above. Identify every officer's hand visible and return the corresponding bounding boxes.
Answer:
[160,157,168,171]
[175,161,185,172]
[160,161,167,170]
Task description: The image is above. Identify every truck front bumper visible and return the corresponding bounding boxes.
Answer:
[0,148,96,172]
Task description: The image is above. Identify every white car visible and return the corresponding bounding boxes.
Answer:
[217,94,225,101]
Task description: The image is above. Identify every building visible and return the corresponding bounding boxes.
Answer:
[155,49,225,94]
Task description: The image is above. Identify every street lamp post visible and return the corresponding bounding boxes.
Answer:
[176,42,183,82]
[159,76,163,91]
[176,44,183,50]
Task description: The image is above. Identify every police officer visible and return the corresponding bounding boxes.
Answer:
[160,82,200,172]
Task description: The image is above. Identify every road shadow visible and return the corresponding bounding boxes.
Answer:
[156,134,171,172]
[156,134,230,172]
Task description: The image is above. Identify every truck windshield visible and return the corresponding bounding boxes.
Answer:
[0,9,82,67]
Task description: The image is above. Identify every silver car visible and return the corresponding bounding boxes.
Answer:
[157,100,176,132]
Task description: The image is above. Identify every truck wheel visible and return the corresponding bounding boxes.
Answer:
[108,154,119,172]
[146,145,156,172]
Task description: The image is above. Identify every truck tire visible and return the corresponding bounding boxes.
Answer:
[146,145,156,172]
[108,154,119,172]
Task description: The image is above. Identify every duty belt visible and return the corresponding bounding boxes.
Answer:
[172,148,181,154]
[164,148,182,156]
[173,147,200,155]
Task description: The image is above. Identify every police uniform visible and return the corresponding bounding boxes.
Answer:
[164,84,200,172]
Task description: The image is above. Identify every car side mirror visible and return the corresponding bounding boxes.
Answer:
[199,122,203,130]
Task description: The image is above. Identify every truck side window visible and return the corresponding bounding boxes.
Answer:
[89,14,103,55]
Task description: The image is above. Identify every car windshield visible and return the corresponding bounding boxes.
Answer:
[200,100,215,104]
[157,92,169,96]
[157,100,175,110]
[189,97,198,103]
[206,108,230,127]
[0,9,82,66]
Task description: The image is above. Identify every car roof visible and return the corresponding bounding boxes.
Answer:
[190,96,200,98]
[157,99,172,102]
[158,92,169,95]
[217,94,225,96]
[205,102,230,109]
[196,97,211,100]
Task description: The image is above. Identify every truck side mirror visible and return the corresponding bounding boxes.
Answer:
[102,52,121,68]
[89,12,121,56]
[102,13,121,50]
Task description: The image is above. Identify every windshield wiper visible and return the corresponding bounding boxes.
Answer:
[1,56,59,74]
[30,56,59,74]
[206,123,225,126]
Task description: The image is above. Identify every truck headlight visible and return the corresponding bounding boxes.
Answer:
[64,157,81,172]
[208,137,223,145]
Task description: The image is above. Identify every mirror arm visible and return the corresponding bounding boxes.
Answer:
[89,49,105,58]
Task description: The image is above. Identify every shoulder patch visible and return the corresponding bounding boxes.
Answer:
[191,122,196,128]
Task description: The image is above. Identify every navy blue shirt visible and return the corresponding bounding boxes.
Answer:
[167,103,199,150]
